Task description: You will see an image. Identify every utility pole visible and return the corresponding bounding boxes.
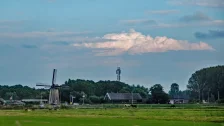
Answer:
[217,71,223,102]
[132,91,133,104]
[59,90,61,104]
[70,92,72,105]
[218,90,220,101]
[208,91,209,103]
[198,83,201,103]
[131,87,135,104]
[202,90,204,103]
[71,96,75,104]
[41,92,42,104]
[82,92,85,105]
[82,95,85,105]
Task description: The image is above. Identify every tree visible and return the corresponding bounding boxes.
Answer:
[210,94,215,103]
[89,95,101,103]
[187,65,224,102]
[149,84,169,104]
[119,87,131,93]
[169,83,179,98]
[0,84,47,100]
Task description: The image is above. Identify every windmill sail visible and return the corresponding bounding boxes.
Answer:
[36,83,51,87]
[52,69,57,86]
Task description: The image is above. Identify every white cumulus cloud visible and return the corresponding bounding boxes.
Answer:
[73,29,214,56]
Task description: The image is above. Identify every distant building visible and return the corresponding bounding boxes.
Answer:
[5,100,25,106]
[104,93,142,103]
[169,95,189,104]
[1,98,25,106]
[22,99,48,104]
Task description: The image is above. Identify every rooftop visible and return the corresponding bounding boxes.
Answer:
[105,93,142,100]
[21,99,48,102]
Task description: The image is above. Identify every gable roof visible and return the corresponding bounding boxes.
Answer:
[21,99,48,102]
[5,100,25,105]
[170,94,190,100]
[105,93,142,100]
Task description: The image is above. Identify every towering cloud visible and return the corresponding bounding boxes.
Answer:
[73,29,214,56]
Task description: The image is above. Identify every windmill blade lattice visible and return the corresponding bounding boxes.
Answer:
[36,83,51,88]
[52,69,57,85]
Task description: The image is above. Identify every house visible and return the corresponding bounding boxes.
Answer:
[169,95,189,104]
[104,93,143,103]
[21,99,48,104]
[5,100,25,106]
[1,97,25,106]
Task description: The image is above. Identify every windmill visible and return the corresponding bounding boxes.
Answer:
[36,69,69,105]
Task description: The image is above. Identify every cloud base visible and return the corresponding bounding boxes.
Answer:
[73,29,214,56]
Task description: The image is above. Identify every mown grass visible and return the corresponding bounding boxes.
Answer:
[0,116,222,126]
[68,103,224,109]
[0,107,224,126]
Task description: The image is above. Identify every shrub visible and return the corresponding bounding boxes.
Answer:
[170,105,175,108]
[217,99,224,104]
[60,105,71,109]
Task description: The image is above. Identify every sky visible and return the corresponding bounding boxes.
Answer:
[0,0,224,92]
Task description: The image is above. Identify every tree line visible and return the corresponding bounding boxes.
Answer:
[187,65,224,103]
[0,65,224,104]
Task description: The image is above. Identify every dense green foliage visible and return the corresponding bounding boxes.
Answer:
[169,83,179,98]
[0,85,48,100]
[187,65,224,103]
[149,84,169,103]
[62,79,150,103]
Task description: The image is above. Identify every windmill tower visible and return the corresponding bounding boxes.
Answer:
[116,67,121,81]
[36,69,68,105]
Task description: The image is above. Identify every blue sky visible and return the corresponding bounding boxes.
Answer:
[0,0,224,92]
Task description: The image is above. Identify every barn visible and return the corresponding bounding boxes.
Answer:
[104,93,142,103]
[21,99,48,104]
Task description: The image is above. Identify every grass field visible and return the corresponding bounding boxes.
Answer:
[0,107,224,126]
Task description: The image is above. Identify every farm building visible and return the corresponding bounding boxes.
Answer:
[1,98,25,106]
[104,93,143,103]
[169,95,189,104]
[4,100,25,106]
[21,99,48,104]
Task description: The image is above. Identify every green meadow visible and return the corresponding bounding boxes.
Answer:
[0,107,224,126]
